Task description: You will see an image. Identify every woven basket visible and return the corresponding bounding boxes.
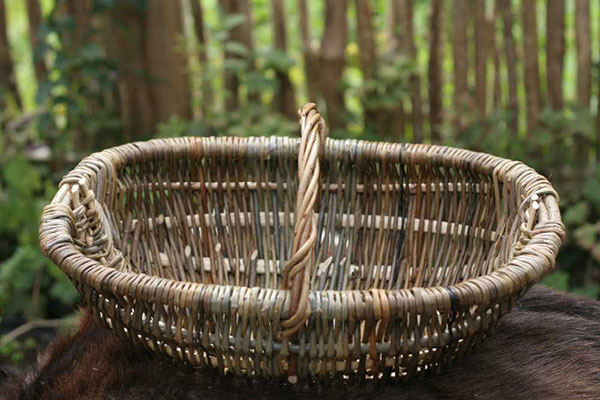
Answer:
[40,103,564,382]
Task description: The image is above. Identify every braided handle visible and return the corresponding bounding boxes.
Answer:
[280,103,327,339]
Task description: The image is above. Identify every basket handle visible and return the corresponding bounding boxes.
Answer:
[280,103,327,339]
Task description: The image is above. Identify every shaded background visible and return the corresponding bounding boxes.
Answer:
[0,0,599,365]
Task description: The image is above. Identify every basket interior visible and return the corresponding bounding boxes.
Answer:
[98,139,518,292]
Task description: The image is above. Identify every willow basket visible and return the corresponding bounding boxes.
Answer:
[39,104,565,382]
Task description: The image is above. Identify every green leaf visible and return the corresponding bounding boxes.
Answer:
[541,270,570,291]
[583,178,600,207]
[3,157,41,196]
[223,41,248,57]
[262,49,295,72]
[245,71,276,92]
[223,58,248,73]
[50,278,79,306]
[573,224,598,250]
[221,14,246,31]
[563,202,589,226]
[573,283,600,298]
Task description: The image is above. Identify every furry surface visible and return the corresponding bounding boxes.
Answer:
[1,286,599,399]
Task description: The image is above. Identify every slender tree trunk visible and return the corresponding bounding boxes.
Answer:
[575,0,591,108]
[546,0,565,111]
[272,0,296,118]
[474,0,487,116]
[66,0,93,48]
[521,0,541,136]
[298,0,320,102]
[110,4,155,139]
[452,0,469,131]
[26,0,47,84]
[65,0,121,150]
[387,0,403,54]
[222,0,255,110]
[240,0,259,104]
[597,82,600,163]
[428,0,443,141]
[575,0,591,166]
[191,0,213,118]
[222,0,242,110]
[597,61,600,163]
[403,0,423,143]
[357,0,399,138]
[144,0,191,124]
[110,1,190,139]
[320,0,347,131]
[490,4,502,111]
[499,0,518,136]
[0,0,19,108]
[355,0,376,80]
[355,0,376,124]
[598,29,600,163]
[384,0,406,140]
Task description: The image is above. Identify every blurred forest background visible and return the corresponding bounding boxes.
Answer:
[1,0,600,365]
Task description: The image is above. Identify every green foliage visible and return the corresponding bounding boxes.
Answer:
[0,337,37,364]
[361,56,412,111]
[262,49,295,73]
[0,151,78,321]
[155,117,210,138]
[34,2,122,153]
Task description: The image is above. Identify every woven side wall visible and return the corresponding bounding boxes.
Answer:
[102,138,515,291]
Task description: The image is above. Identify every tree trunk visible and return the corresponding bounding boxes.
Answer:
[110,1,191,139]
[428,0,443,142]
[384,0,406,140]
[452,0,469,131]
[26,0,47,84]
[222,0,255,110]
[355,0,376,131]
[298,0,320,102]
[403,0,423,143]
[110,4,155,139]
[191,0,213,118]
[546,0,565,111]
[575,0,591,166]
[597,59,600,163]
[357,0,400,138]
[490,4,502,111]
[222,0,240,110]
[575,0,591,108]
[64,0,116,150]
[499,0,518,136]
[320,0,347,131]
[474,0,487,116]
[387,0,403,54]
[597,76,600,163]
[521,0,541,135]
[272,0,296,118]
[355,0,376,80]
[66,0,93,48]
[0,0,20,108]
[144,0,191,124]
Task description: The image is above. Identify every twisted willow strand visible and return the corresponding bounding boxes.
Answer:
[280,103,327,339]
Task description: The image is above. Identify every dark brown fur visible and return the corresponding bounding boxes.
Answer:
[2,286,599,399]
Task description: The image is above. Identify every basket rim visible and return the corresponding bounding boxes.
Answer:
[39,136,565,314]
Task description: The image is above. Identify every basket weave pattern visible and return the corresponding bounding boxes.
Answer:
[39,106,564,381]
